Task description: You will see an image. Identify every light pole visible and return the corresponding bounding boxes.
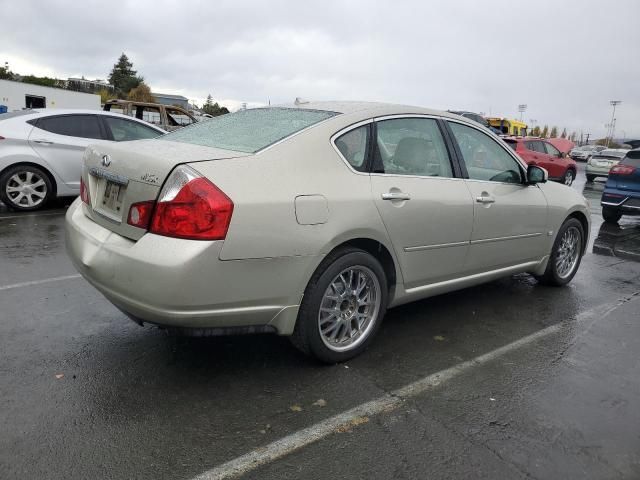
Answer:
[607,100,621,147]
[529,119,537,136]
[518,104,527,122]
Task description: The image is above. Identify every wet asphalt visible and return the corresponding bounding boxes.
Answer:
[1,163,639,480]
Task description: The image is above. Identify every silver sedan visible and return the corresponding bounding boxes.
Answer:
[65,102,590,362]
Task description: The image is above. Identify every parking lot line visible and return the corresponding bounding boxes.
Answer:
[0,274,82,291]
[191,295,635,480]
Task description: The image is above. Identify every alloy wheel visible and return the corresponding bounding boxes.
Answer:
[318,266,381,352]
[6,171,48,208]
[555,226,581,279]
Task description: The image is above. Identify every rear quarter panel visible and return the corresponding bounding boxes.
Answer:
[538,181,591,251]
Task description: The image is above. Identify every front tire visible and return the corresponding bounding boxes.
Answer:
[563,169,575,186]
[602,207,622,224]
[290,247,388,363]
[536,218,584,286]
[0,165,53,211]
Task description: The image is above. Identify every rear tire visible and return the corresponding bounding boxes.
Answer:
[290,247,388,363]
[586,175,596,182]
[0,165,53,211]
[536,218,584,286]
[602,207,622,224]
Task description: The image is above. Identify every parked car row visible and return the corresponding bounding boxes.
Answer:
[0,109,165,210]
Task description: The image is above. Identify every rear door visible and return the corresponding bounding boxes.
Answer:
[447,121,548,272]
[28,114,108,191]
[369,116,473,288]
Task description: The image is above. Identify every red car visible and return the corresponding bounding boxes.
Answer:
[504,137,578,186]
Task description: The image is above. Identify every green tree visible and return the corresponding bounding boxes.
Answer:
[108,53,142,97]
[550,126,558,138]
[0,65,14,80]
[202,94,230,116]
[127,82,156,103]
[532,126,541,137]
[541,125,549,138]
[98,88,117,104]
[560,128,567,139]
[20,75,65,88]
[596,138,623,149]
[570,131,577,142]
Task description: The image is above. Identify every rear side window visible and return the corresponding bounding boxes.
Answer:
[374,118,453,178]
[36,115,103,139]
[335,125,369,172]
[504,140,517,151]
[104,117,161,142]
[622,150,640,168]
[161,107,338,153]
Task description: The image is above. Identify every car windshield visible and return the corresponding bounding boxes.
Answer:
[160,107,338,153]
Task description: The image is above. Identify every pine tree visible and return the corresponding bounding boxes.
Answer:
[541,125,549,138]
[550,126,558,138]
[560,128,567,139]
[108,53,142,97]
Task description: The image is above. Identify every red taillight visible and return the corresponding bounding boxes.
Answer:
[149,166,233,240]
[610,165,636,176]
[127,201,155,229]
[80,177,90,204]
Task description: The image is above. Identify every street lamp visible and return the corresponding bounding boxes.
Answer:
[607,100,621,147]
[518,104,527,122]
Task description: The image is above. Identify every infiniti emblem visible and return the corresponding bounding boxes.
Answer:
[101,154,111,167]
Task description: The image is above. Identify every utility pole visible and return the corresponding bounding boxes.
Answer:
[585,133,590,145]
[607,100,621,147]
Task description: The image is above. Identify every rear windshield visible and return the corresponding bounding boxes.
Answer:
[594,150,627,159]
[160,107,338,153]
[622,150,640,168]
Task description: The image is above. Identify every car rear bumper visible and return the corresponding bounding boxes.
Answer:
[601,187,640,216]
[586,165,612,176]
[65,199,317,334]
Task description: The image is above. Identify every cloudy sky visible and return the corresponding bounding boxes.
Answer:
[1,0,639,138]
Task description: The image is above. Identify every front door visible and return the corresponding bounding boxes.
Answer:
[28,114,107,191]
[447,121,548,273]
[369,117,474,288]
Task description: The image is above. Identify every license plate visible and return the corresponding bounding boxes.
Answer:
[596,161,610,168]
[99,180,125,217]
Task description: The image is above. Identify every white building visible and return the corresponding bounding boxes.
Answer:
[0,79,100,112]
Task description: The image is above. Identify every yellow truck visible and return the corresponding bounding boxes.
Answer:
[487,117,528,136]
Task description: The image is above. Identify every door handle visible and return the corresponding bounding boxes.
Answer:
[33,139,54,145]
[382,192,411,201]
[476,195,495,204]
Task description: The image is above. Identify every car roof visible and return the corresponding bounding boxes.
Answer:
[273,100,464,121]
[24,108,165,132]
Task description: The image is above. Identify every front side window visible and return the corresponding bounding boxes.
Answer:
[36,115,103,139]
[449,122,523,184]
[335,125,369,171]
[374,118,453,177]
[104,117,161,142]
[544,142,560,156]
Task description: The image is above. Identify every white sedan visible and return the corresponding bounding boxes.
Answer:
[0,109,164,210]
[66,102,590,362]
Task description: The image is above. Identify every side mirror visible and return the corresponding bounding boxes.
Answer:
[527,165,548,185]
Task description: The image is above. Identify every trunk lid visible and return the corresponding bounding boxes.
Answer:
[82,139,248,240]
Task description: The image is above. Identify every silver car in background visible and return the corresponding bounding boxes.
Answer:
[66,102,590,363]
[586,148,629,182]
[570,144,606,161]
[0,109,164,211]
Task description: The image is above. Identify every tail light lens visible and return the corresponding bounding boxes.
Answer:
[127,201,155,229]
[80,177,90,204]
[149,165,233,240]
[610,165,636,176]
